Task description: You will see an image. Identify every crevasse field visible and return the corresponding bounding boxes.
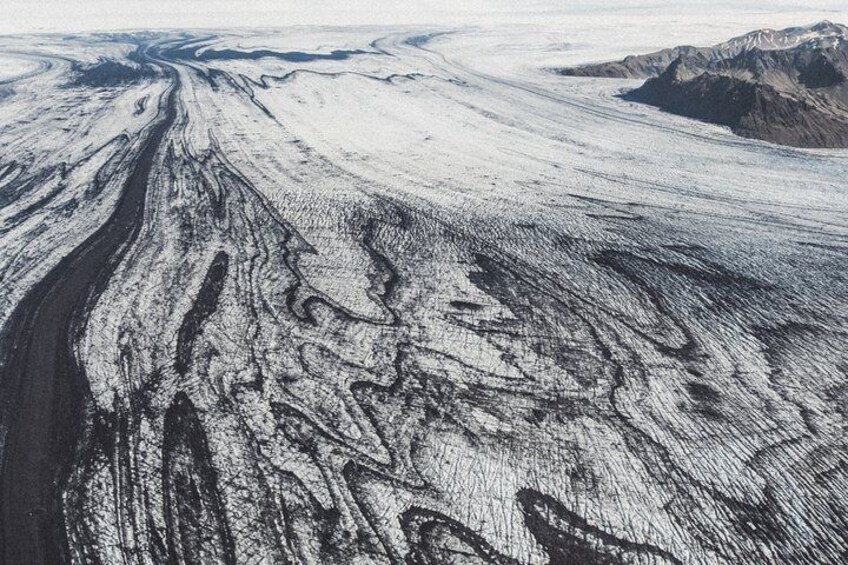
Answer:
[0,5,847,564]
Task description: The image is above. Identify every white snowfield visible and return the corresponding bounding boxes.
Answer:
[0,20,847,565]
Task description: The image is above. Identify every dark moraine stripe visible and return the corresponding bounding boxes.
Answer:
[162,393,236,565]
[0,52,180,565]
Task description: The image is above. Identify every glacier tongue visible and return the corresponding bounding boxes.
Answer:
[0,23,846,565]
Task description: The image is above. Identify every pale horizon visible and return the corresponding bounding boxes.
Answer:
[3,0,848,36]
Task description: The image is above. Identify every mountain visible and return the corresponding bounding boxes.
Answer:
[559,21,848,79]
[560,22,848,148]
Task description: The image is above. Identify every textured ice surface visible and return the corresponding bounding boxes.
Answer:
[0,21,847,565]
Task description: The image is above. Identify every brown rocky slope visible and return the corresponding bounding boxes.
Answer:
[560,22,848,148]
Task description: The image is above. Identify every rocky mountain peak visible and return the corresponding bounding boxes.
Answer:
[560,22,848,147]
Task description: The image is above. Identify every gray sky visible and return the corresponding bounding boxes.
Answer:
[2,0,847,34]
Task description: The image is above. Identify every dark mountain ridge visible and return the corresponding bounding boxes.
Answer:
[559,22,848,147]
[560,21,848,80]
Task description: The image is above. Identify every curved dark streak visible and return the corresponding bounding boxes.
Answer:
[243,70,428,89]
[517,488,683,565]
[1,180,67,228]
[0,167,53,210]
[0,51,180,565]
[592,250,701,361]
[361,218,401,326]
[134,94,149,116]
[209,72,276,119]
[169,47,372,63]
[175,251,229,376]
[367,35,397,57]
[400,505,519,565]
[0,163,21,186]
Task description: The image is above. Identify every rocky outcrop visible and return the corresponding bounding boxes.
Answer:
[561,22,848,148]
[628,56,848,148]
[560,45,710,79]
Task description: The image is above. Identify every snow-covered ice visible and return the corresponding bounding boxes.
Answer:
[0,16,847,565]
